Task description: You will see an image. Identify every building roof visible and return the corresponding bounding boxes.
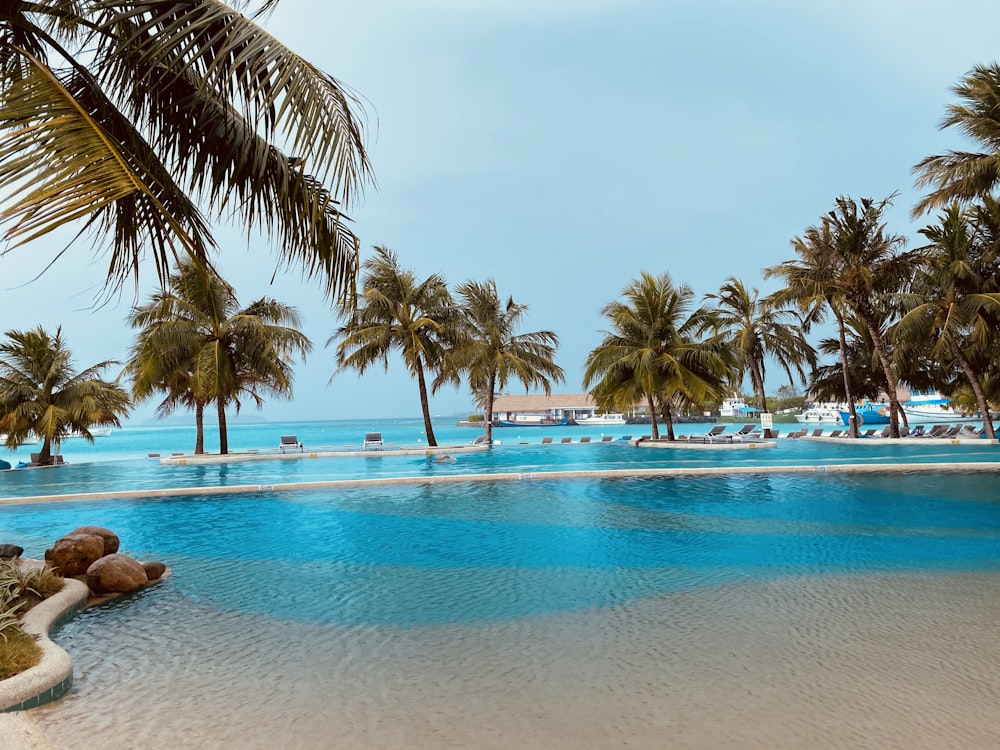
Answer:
[492,393,598,411]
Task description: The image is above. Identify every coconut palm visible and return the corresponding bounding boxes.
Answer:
[128,260,311,453]
[0,1,370,299]
[770,196,914,438]
[0,326,131,464]
[444,279,564,444]
[766,222,862,436]
[704,277,815,437]
[913,64,1000,217]
[893,204,1000,438]
[331,246,455,447]
[583,272,731,441]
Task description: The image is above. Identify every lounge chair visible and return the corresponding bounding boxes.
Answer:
[940,425,962,438]
[560,437,572,444]
[810,429,824,437]
[787,429,808,439]
[579,436,591,443]
[279,435,302,453]
[922,424,949,438]
[828,429,843,438]
[541,436,553,444]
[363,432,384,450]
[861,429,877,437]
[688,425,727,443]
[600,436,613,442]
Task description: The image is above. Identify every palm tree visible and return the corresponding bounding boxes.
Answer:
[331,246,455,447]
[893,204,1000,438]
[0,1,370,299]
[704,277,815,437]
[128,261,311,453]
[445,279,564,444]
[0,326,131,464]
[913,64,1000,217]
[770,196,914,438]
[583,272,731,441]
[766,223,862,437]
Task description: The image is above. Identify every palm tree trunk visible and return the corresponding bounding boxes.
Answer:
[750,363,772,438]
[217,398,229,454]
[37,436,53,466]
[484,375,496,444]
[835,309,860,438]
[415,360,437,446]
[663,399,676,441]
[862,316,902,438]
[195,401,205,454]
[945,331,997,440]
[646,393,660,440]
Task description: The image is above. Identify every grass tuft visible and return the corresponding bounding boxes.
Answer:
[0,629,42,679]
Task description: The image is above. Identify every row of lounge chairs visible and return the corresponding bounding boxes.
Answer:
[788,424,988,439]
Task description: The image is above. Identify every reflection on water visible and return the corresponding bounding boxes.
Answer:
[10,471,1000,748]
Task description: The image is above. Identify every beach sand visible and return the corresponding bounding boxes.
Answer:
[29,571,1000,749]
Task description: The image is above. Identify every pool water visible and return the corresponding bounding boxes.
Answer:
[4,434,1000,748]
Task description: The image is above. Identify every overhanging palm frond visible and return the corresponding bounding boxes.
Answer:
[0,52,214,286]
[95,0,372,199]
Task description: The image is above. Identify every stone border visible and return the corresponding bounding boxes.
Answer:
[0,577,89,712]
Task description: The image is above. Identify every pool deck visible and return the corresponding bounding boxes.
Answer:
[156,442,490,465]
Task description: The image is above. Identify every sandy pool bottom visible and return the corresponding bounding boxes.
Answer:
[30,571,1000,750]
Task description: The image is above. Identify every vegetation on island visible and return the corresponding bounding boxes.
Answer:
[128,261,311,454]
[0,327,131,464]
[2,12,1000,445]
[0,561,64,680]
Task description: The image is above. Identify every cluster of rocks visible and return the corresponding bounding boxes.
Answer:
[44,526,166,595]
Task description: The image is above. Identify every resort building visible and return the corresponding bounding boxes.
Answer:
[490,393,609,426]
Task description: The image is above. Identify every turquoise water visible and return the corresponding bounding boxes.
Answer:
[3,469,1000,625]
[9,418,1000,748]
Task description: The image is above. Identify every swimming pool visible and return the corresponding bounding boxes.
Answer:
[6,437,1000,748]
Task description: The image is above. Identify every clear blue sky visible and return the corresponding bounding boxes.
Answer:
[3,0,999,423]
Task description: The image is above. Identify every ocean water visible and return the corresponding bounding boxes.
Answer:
[4,419,1000,748]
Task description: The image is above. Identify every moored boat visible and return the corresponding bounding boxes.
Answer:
[496,414,569,427]
[574,413,627,426]
[795,404,845,424]
[901,393,981,423]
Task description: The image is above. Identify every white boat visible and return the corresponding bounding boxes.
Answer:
[574,413,627,426]
[63,427,114,438]
[795,404,845,424]
[719,397,759,420]
[901,393,980,424]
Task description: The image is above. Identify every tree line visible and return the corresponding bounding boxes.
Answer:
[1,4,1000,455]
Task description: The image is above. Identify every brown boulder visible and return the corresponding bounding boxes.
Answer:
[86,554,148,594]
[0,544,23,560]
[142,561,167,581]
[67,526,120,555]
[50,534,105,577]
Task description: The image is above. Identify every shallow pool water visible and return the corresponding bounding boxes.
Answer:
[5,428,1000,749]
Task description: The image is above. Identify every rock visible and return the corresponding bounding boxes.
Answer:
[0,544,23,560]
[86,554,148,594]
[67,526,120,555]
[142,561,167,581]
[50,534,105,577]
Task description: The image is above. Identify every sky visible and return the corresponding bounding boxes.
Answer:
[3,0,1000,424]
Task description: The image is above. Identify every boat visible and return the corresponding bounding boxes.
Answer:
[495,414,569,427]
[574,413,627,426]
[837,403,891,426]
[63,427,114,438]
[719,397,759,421]
[795,404,846,424]
[901,393,981,423]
